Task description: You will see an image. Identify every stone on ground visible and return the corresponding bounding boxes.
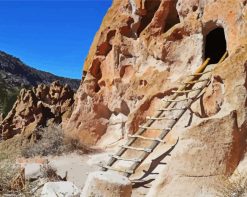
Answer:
[24,163,43,181]
[41,181,80,197]
[81,171,132,197]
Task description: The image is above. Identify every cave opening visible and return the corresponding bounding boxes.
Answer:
[205,27,227,64]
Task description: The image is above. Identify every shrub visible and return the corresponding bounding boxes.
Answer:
[0,152,8,161]
[21,126,64,157]
[21,125,92,158]
[41,165,63,181]
[0,160,29,196]
[2,90,20,117]
[0,74,20,118]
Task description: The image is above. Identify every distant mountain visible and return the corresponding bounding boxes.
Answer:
[0,51,80,89]
[0,50,80,117]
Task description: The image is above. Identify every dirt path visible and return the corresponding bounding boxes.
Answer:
[47,151,111,190]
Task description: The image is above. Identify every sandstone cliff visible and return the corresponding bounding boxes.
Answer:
[0,81,75,140]
[67,0,247,146]
[67,0,247,196]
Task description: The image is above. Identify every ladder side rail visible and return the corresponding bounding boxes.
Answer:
[103,59,210,171]
[124,73,212,177]
[124,52,228,176]
[137,52,229,171]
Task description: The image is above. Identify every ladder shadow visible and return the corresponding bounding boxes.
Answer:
[132,138,179,188]
[185,90,209,128]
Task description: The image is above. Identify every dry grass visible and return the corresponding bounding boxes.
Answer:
[0,152,8,161]
[0,134,25,160]
[0,125,93,195]
[0,160,65,196]
[216,172,247,197]
[21,126,64,157]
[0,160,31,196]
[21,125,92,158]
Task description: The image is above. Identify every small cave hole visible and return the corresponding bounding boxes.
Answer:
[90,59,102,80]
[90,58,103,93]
[82,70,87,81]
[163,1,180,32]
[98,80,106,87]
[205,27,227,64]
[192,5,198,12]
[94,83,101,93]
[119,65,134,80]
[139,79,148,86]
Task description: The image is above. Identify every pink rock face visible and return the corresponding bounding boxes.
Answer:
[202,76,224,116]
[67,0,247,196]
[67,0,201,145]
[67,0,247,145]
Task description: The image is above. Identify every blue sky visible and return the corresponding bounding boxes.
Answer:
[0,0,112,79]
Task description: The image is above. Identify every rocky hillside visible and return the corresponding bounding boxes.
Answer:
[0,81,75,141]
[0,51,80,89]
[0,51,80,117]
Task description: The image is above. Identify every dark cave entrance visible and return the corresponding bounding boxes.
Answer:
[205,27,227,64]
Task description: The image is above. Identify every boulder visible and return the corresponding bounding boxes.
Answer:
[41,181,80,197]
[81,171,132,197]
[24,163,43,181]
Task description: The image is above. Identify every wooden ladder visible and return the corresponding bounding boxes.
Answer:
[101,52,228,177]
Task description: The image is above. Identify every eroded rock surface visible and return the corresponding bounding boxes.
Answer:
[0,81,75,140]
[67,0,247,145]
[67,0,247,196]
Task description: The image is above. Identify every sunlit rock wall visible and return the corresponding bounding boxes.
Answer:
[68,0,247,195]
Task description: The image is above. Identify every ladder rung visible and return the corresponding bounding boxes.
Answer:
[183,79,209,84]
[120,145,152,153]
[172,87,202,93]
[163,97,195,102]
[139,126,162,130]
[101,57,213,177]
[158,106,187,111]
[101,165,134,174]
[110,155,142,162]
[128,134,166,143]
[139,125,171,131]
[189,70,212,76]
[146,116,177,121]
